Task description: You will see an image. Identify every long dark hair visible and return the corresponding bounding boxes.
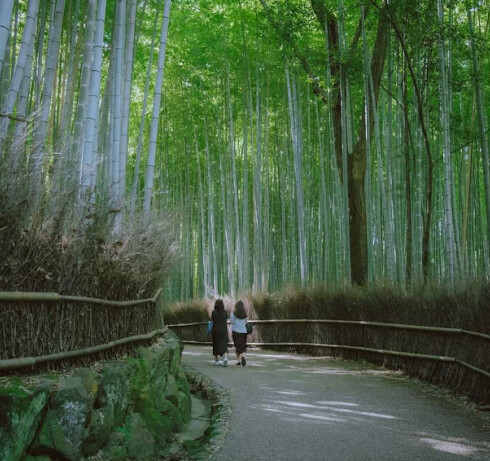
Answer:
[234,300,247,319]
[214,298,225,311]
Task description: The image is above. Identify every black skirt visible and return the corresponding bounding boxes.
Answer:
[212,309,229,356]
[232,331,247,355]
[212,331,228,356]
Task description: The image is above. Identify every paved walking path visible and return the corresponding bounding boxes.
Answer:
[182,346,490,461]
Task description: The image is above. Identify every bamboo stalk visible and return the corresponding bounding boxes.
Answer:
[0,326,168,371]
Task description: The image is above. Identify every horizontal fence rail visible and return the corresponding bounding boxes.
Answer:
[0,327,169,371]
[167,319,490,341]
[0,289,165,370]
[167,319,490,379]
[0,288,163,307]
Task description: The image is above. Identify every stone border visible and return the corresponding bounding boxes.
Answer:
[179,364,232,460]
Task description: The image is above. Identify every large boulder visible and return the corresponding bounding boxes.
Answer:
[99,360,137,427]
[82,405,114,457]
[102,430,128,460]
[0,379,52,461]
[30,370,98,460]
[130,357,174,447]
[126,412,157,460]
[1,332,192,460]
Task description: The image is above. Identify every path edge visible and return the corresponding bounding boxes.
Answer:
[183,363,232,459]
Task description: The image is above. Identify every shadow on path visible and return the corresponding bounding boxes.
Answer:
[183,346,490,461]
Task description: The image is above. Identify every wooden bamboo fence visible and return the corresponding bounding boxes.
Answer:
[167,318,490,402]
[0,289,166,371]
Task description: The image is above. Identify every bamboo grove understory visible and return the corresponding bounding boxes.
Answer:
[1,0,489,301]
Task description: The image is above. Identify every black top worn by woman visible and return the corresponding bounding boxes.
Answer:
[212,307,228,356]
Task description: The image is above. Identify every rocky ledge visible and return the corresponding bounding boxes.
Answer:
[0,331,191,461]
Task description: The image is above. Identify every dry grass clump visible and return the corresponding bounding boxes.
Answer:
[163,284,489,403]
[250,282,490,404]
[252,282,490,331]
[0,143,179,363]
[0,172,178,300]
[163,299,210,324]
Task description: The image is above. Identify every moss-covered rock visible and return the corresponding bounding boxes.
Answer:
[82,406,114,457]
[0,379,52,461]
[30,370,98,460]
[126,412,157,460]
[22,455,52,461]
[99,360,137,428]
[1,334,191,461]
[102,430,128,460]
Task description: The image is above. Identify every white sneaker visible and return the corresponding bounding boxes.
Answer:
[222,358,228,367]
[214,360,220,366]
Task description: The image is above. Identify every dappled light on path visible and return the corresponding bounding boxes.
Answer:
[416,434,490,457]
[183,346,490,460]
[268,400,398,420]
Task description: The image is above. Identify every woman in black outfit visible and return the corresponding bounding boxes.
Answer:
[211,298,228,367]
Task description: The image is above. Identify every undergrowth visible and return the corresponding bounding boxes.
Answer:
[252,281,490,333]
[0,160,178,300]
[166,283,490,404]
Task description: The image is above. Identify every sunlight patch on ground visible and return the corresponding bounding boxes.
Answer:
[248,353,314,361]
[419,437,479,456]
[316,401,359,407]
[258,385,307,396]
[299,412,347,423]
[257,403,345,424]
[289,367,364,376]
[272,400,398,420]
[182,351,207,357]
[274,390,308,396]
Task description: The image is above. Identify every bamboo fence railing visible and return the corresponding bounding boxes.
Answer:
[0,289,167,371]
[167,319,490,379]
[0,288,163,306]
[0,327,168,371]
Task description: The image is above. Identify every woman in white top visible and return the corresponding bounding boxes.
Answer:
[230,300,248,366]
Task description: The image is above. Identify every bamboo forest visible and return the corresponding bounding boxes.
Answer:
[1,0,490,301]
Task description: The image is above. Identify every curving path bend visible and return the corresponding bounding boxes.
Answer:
[182,346,490,461]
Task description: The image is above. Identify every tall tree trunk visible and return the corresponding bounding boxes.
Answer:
[72,0,96,183]
[110,0,125,201]
[388,4,434,282]
[34,0,65,183]
[59,0,81,145]
[346,4,391,285]
[437,0,456,280]
[467,3,490,259]
[0,0,39,138]
[0,0,14,79]
[225,59,243,291]
[81,0,107,196]
[119,0,137,199]
[130,5,159,216]
[143,0,171,218]
[286,69,307,287]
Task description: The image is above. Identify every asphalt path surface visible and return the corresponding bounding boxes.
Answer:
[182,346,490,461]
